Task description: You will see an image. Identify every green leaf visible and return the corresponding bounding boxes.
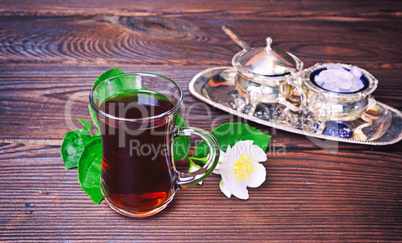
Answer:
[173,114,190,160]
[89,68,125,129]
[61,117,99,170]
[94,129,101,136]
[188,159,203,185]
[188,159,201,173]
[77,118,91,131]
[78,137,103,205]
[176,114,186,127]
[193,123,271,158]
[61,128,92,170]
[93,68,125,89]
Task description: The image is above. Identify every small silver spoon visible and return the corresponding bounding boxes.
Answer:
[222,25,251,51]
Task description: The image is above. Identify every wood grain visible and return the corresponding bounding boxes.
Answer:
[1,0,401,19]
[0,0,401,241]
[0,144,401,241]
[0,14,401,68]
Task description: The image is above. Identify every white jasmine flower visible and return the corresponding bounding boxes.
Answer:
[219,140,267,200]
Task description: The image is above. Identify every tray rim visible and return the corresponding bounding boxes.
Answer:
[189,66,402,146]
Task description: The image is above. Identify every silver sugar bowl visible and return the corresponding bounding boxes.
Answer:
[302,63,378,122]
[223,29,305,114]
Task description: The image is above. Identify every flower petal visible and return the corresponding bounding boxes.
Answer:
[246,162,266,188]
[212,161,222,175]
[250,145,267,163]
[218,149,228,163]
[221,171,249,200]
[214,146,232,174]
[219,180,231,198]
[219,154,235,176]
[231,140,254,157]
[227,181,249,200]
[223,145,232,155]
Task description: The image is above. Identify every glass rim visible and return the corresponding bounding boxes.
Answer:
[89,72,183,122]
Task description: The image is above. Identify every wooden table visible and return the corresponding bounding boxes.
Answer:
[1,1,401,241]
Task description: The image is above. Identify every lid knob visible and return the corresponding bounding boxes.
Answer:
[265,37,273,51]
[233,35,303,76]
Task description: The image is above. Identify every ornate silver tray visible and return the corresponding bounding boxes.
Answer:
[189,66,402,146]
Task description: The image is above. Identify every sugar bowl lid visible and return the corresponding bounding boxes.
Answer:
[233,37,303,77]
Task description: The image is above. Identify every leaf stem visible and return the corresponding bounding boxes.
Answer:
[187,156,209,163]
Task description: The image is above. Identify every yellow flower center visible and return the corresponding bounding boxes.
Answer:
[233,155,255,182]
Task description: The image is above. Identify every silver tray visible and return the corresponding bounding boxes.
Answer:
[189,66,402,146]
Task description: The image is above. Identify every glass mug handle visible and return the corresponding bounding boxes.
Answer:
[173,127,220,189]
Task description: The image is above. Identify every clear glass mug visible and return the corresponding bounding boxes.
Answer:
[89,73,219,217]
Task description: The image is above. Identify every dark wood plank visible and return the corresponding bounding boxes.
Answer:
[0,64,400,151]
[0,0,401,19]
[0,144,401,241]
[0,15,401,68]
[1,0,401,242]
